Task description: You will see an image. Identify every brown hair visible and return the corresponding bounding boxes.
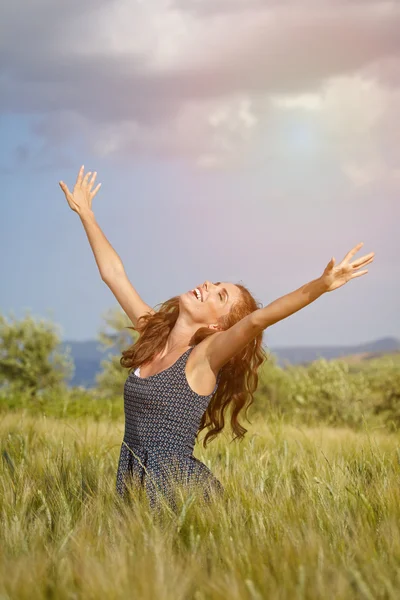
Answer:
[120,283,268,447]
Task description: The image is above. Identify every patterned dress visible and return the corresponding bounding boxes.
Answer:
[116,346,224,509]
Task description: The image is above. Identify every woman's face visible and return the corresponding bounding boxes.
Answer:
[180,280,242,328]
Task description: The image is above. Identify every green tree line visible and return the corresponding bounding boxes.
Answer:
[1,310,399,431]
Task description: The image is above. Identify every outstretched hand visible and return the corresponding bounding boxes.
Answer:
[321,242,375,293]
[59,165,101,215]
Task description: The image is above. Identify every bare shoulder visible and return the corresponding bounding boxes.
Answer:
[185,335,222,397]
[188,334,222,375]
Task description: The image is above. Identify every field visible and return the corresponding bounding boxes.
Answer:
[1,411,400,599]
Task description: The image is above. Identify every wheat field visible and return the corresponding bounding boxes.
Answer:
[1,412,400,599]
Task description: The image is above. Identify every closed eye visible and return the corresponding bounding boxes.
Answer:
[214,282,228,302]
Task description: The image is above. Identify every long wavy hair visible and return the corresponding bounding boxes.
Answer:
[120,283,268,447]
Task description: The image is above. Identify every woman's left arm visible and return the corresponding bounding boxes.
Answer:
[204,242,375,374]
[253,241,375,330]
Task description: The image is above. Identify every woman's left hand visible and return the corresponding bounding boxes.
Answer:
[321,242,375,293]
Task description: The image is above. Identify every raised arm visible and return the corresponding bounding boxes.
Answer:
[204,242,375,374]
[80,211,155,328]
[59,166,154,328]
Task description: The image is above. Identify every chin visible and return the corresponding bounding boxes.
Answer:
[178,291,190,306]
[179,291,197,311]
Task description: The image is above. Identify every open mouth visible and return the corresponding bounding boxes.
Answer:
[191,287,203,302]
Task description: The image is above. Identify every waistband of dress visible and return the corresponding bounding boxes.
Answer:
[122,438,195,456]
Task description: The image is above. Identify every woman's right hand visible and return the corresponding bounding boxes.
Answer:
[59,165,101,215]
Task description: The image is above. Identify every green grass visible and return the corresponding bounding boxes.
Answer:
[1,412,400,599]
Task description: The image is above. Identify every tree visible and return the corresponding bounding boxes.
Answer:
[0,311,74,399]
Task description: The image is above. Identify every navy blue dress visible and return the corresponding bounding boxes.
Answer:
[116,346,224,509]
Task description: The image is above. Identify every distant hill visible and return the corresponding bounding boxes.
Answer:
[59,336,400,389]
[266,336,400,367]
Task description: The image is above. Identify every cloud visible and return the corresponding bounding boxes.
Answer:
[1,0,399,183]
[173,0,397,18]
[271,74,400,186]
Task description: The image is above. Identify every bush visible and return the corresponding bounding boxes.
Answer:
[0,385,123,422]
[252,353,400,431]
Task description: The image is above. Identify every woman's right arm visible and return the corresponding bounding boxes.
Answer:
[80,211,155,328]
[60,166,155,328]
[79,209,124,280]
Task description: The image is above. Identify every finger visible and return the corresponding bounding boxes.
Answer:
[75,165,84,187]
[90,182,102,198]
[82,171,92,186]
[342,242,364,263]
[59,181,71,196]
[89,171,97,189]
[352,256,375,270]
[326,257,335,270]
[351,269,368,278]
[351,252,375,268]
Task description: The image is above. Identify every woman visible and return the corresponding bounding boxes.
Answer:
[59,166,375,510]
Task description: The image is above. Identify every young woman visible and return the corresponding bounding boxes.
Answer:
[59,166,375,510]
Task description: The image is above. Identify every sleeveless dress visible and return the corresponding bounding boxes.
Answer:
[115,346,224,509]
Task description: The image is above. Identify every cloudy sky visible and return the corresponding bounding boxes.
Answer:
[1,0,399,348]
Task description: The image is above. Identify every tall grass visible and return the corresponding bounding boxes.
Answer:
[1,412,400,599]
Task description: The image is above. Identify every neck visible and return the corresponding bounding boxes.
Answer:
[160,318,197,358]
